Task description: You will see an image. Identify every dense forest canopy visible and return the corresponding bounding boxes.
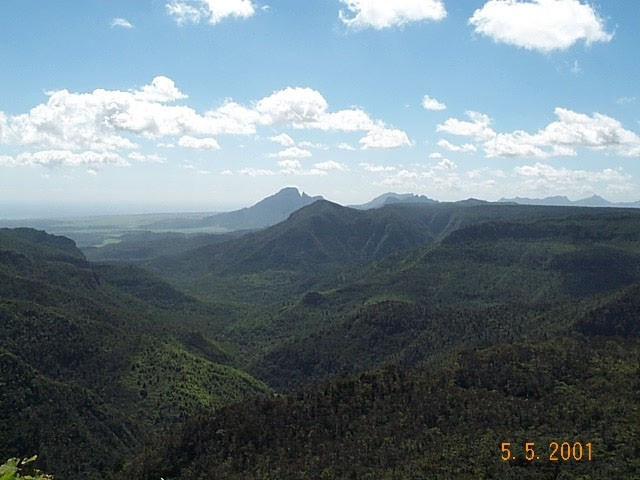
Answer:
[1,202,639,479]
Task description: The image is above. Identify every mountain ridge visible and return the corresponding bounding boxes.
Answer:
[145,187,323,231]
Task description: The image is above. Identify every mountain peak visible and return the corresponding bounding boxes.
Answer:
[351,192,438,210]
[198,188,324,230]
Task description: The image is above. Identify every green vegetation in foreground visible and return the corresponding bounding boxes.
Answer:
[0,457,52,479]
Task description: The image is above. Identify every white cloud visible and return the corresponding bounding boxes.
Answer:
[514,162,625,183]
[0,112,6,144]
[428,152,443,158]
[0,155,17,166]
[436,111,496,141]
[359,125,412,149]
[4,150,129,167]
[484,107,640,158]
[111,17,134,29]
[134,76,187,103]
[434,158,457,170]
[469,0,613,52]
[256,87,328,127]
[306,168,329,176]
[277,159,302,174]
[220,169,233,175]
[437,139,477,153]
[0,77,258,158]
[467,167,506,179]
[166,0,256,25]
[166,2,203,24]
[0,77,408,170]
[269,133,295,147]
[128,152,166,163]
[360,162,397,173]
[339,0,446,29]
[269,146,312,158]
[422,95,447,111]
[338,142,356,151]
[273,159,329,176]
[87,168,99,176]
[178,135,221,150]
[255,89,379,134]
[308,109,375,132]
[314,160,347,171]
[238,168,276,176]
[299,141,329,150]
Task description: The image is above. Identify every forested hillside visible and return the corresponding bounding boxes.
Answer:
[0,228,270,479]
[3,203,640,479]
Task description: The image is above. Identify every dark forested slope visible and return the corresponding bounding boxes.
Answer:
[0,228,270,479]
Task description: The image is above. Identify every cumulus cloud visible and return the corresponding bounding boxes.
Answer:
[512,162,633,196]
[256,87,327,126]
[338,142,356,151]
[269,133,295,147]
[469,0,613,52]
[0,76,259,160]
[254,88,407,147]
[314,160,347,171]
[1,150,129,168]
[256,89,378,133]
[128,152,166,163]
[339,0,447,29]
[0,77,410,168]
[433,158,457,170]
[360,162,397,173]
[467,167,506,179]
[269,146,312,158]
[134,76,188,103]
[437,111,496,141]
[359,125,412,149]
[0,155,17,166]
[484,108,640,158]
[437,139,477,153]
[166,2,203,24]
[166,0,256,25]
[178,135,221,150]
[0,112,6,144]
[308,109,375,131]
[299,141,328,150]
[268,159,327,176]
[277,159,302,174]
[111,17,134,29]
[371,159,462,190]
[238,168,276,176]
[422,95,447,111]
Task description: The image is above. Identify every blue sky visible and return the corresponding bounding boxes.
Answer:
[1,0,639,216]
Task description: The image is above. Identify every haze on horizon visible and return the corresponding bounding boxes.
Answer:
[1,0,639,217]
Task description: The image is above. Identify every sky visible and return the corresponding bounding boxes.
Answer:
[1,0,639,216]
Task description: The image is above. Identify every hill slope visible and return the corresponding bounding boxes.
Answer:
[146,187,323,231]
[0,228,270,479]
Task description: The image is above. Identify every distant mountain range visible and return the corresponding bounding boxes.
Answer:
[145,187,323,231]
[499,194,640,208]
[350,192,438,209]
